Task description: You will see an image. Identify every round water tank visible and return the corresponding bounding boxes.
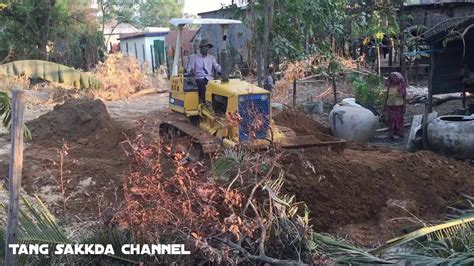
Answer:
[329,105,379,142]
[427,115,474,159]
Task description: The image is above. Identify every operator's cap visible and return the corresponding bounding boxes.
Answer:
[199,39,214,48]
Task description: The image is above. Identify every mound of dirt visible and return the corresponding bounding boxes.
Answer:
[26,98,122,148]
[273,109,336,141]
[281,147,474,245]
[1,99,129,218]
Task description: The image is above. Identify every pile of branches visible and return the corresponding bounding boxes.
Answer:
[91,54,165,100]
[114,121,315,264]
[281,54,365,81]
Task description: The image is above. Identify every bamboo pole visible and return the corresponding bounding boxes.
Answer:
[6,89,26,266]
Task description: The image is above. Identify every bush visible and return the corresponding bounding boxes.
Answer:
[350,74,385,108]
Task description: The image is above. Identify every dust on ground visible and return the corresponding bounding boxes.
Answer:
[274,110,474,246]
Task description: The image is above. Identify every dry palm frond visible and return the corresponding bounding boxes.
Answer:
[371,215,474,254]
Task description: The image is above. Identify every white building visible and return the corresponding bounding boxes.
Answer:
[119,30,169,73]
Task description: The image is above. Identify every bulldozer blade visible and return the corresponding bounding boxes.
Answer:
[160,115,346,155]
[272,125,347,152]
[279,136,347,152]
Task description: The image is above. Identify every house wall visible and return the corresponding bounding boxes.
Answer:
[120,36,166,73]
[104,34,120,51]
[431,38,474,95]
[198,8,250,70]
[406,3,474,94]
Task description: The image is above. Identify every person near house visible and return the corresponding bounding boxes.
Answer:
[383,72,407,140]
[263,64,275,92]
[186,39,221,103]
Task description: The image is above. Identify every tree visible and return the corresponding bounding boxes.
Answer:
[0,0,67,60]
[138,0,183,27]
[98,0,138,48]
[262,0,275,81]
[0,0,104,69]
[245,0,402,79]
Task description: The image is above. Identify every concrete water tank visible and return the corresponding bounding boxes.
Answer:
[329,104,379,142]
[427,115,474,159]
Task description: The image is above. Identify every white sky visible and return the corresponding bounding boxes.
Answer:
[184,0,234,15]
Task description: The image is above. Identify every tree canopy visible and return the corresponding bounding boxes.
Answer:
[0,0,184,69]
[138,0,183,27]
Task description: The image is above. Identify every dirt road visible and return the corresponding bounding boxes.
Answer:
[4,92,169,131]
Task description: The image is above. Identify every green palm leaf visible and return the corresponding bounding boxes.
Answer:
[389,229,474,265]
[0,195,140,264]
[82,229,141,264]
[311,233,394,264]
[0,91,31,139]
[0,195,70,264]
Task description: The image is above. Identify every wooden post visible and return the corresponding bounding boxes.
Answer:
[462,86,467,113]
[150,45,155,74]
[332,75,338,105]
[6,89,26,266]
[388,40,393,67]
[423,47,435,149]
[165,49,171,79]
[400,1,407,81]
[180,47,184,68]
[428,48,434,113]
[415,40,419,86]
[293,79,297,107]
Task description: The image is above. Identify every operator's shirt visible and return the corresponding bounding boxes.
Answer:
[186,54,221,81]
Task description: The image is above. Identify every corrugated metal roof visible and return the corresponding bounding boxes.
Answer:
[118,32,168,41]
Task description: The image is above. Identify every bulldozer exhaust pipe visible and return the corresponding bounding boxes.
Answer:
[220,49,229,82]
[220,25,230,82]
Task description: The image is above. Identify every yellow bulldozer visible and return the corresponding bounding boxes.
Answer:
[161,18,344,153]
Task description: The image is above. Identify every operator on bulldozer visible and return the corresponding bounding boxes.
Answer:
[162,18,345,154]
[186,39,221,103]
